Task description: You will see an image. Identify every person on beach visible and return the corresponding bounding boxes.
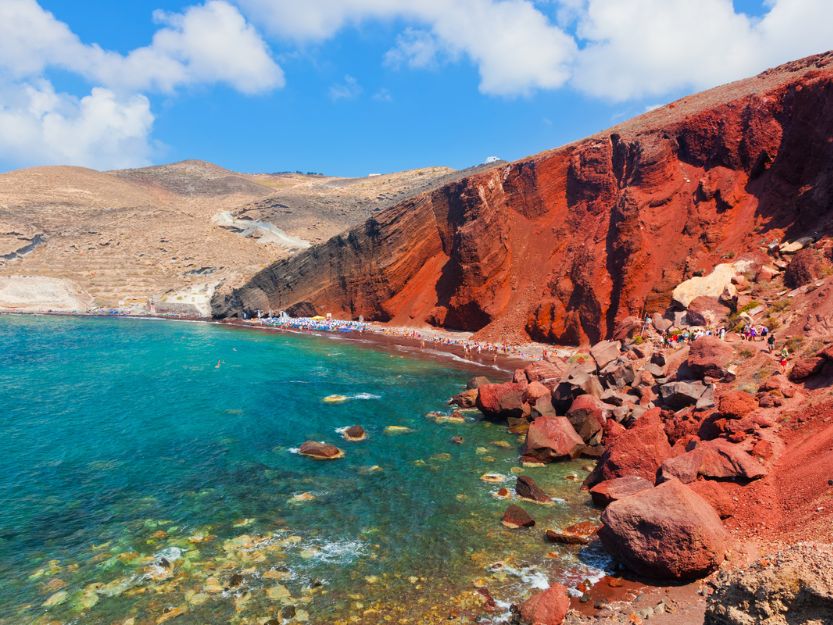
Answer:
[767,333,776,353]
[779,345,789,370]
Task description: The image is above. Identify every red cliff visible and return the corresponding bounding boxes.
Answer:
[213,52,833,345]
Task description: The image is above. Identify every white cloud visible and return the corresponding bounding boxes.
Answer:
[0,0,283,94]
[239,0,833,100]
[384,28,447,69]
[372,87,393,102]
[329,74,363,100]
[0,81,154,169]
[239,0,577,96]
[571,0,833,100]
[0,0,282,169]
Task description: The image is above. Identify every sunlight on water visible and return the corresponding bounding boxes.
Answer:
[0,315,604,625]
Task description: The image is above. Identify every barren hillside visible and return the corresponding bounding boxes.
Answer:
[0,160,468,314]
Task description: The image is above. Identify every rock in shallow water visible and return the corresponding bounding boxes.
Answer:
[516,583,570,625]
[502,504,536,529]
[298,441,344,460]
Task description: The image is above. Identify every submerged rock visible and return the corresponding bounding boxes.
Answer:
[515,475,552,504]
[502,504,536,529]
[545,521,599,545]
[342,425,367,441]
[298,441,344,460]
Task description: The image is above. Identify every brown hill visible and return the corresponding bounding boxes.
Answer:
[213,51,833,344]
[0,161,462,314]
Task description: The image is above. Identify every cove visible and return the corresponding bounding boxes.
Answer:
[0,315,604,625]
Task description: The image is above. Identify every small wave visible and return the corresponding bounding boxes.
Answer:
[352,392,381,400]
[287,447,300,454]
[488,562,550,590]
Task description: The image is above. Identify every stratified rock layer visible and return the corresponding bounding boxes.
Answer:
[214,53,833,345]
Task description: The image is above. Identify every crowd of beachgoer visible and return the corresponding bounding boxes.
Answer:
[241,309,794,371]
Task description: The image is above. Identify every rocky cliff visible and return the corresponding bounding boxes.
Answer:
[213,52,833,345]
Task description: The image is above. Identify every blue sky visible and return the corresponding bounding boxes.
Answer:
[2,0,831,177]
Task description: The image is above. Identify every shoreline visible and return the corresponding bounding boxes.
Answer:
[0,310,555,375]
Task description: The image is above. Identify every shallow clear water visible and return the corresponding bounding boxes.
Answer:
[0,315,604,625]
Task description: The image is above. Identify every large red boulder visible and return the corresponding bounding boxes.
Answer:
[599,479,728,580]
[585,408,672,487]
[687,336,735,380]
[788,356,825,382]
[687,296,731,326]
[525,381,556,417]
[589,475,654,507]
[476,382,529,420]
[658,439,767,484]
[518,583,570,625]
[523,360,566,385]
[784,247,830,288]
[566,394,607,444]
[523,416,584,463]
[718,390,758,418]
[502,504,535,529]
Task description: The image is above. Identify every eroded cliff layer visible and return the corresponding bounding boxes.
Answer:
[213,52,833,344]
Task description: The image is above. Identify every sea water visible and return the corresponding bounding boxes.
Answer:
[0,315,605,625]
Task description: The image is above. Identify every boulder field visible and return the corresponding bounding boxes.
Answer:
[213,52,833,349]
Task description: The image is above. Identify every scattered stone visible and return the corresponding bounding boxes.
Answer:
[342,425,366,441]
[298,441,344,460]
[718,390,758,418]
[477,382,530,420]
[384,425,414,435]
[566,394,608,444]
[523,416,584,463]
[788,356,825,382]
[585,408,672,487]
[658,439,767,484]
[502,505,536,529]
[591,340,622,370]
[545,521,600,545]
[467,375,492,389]
[660,380,712,410]
[599,479,728,580]
[515,475,552,504]
[589,476,654,507]
[687,336,736,380]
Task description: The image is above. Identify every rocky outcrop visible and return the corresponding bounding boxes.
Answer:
[599,479,728,580]
[705,542,833,625]
[502,504,536,529]
[213,53,833,346]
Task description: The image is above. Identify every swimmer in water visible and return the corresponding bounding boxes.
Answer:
[215,359,222,369]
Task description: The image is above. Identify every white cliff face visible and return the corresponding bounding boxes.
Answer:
[0,276,93,312]
[212,211,311,250]
[672,260,754,308]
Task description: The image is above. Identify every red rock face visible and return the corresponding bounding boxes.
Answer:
[214,53,833,345]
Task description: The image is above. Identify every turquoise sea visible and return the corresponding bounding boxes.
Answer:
[0,315,605,625]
